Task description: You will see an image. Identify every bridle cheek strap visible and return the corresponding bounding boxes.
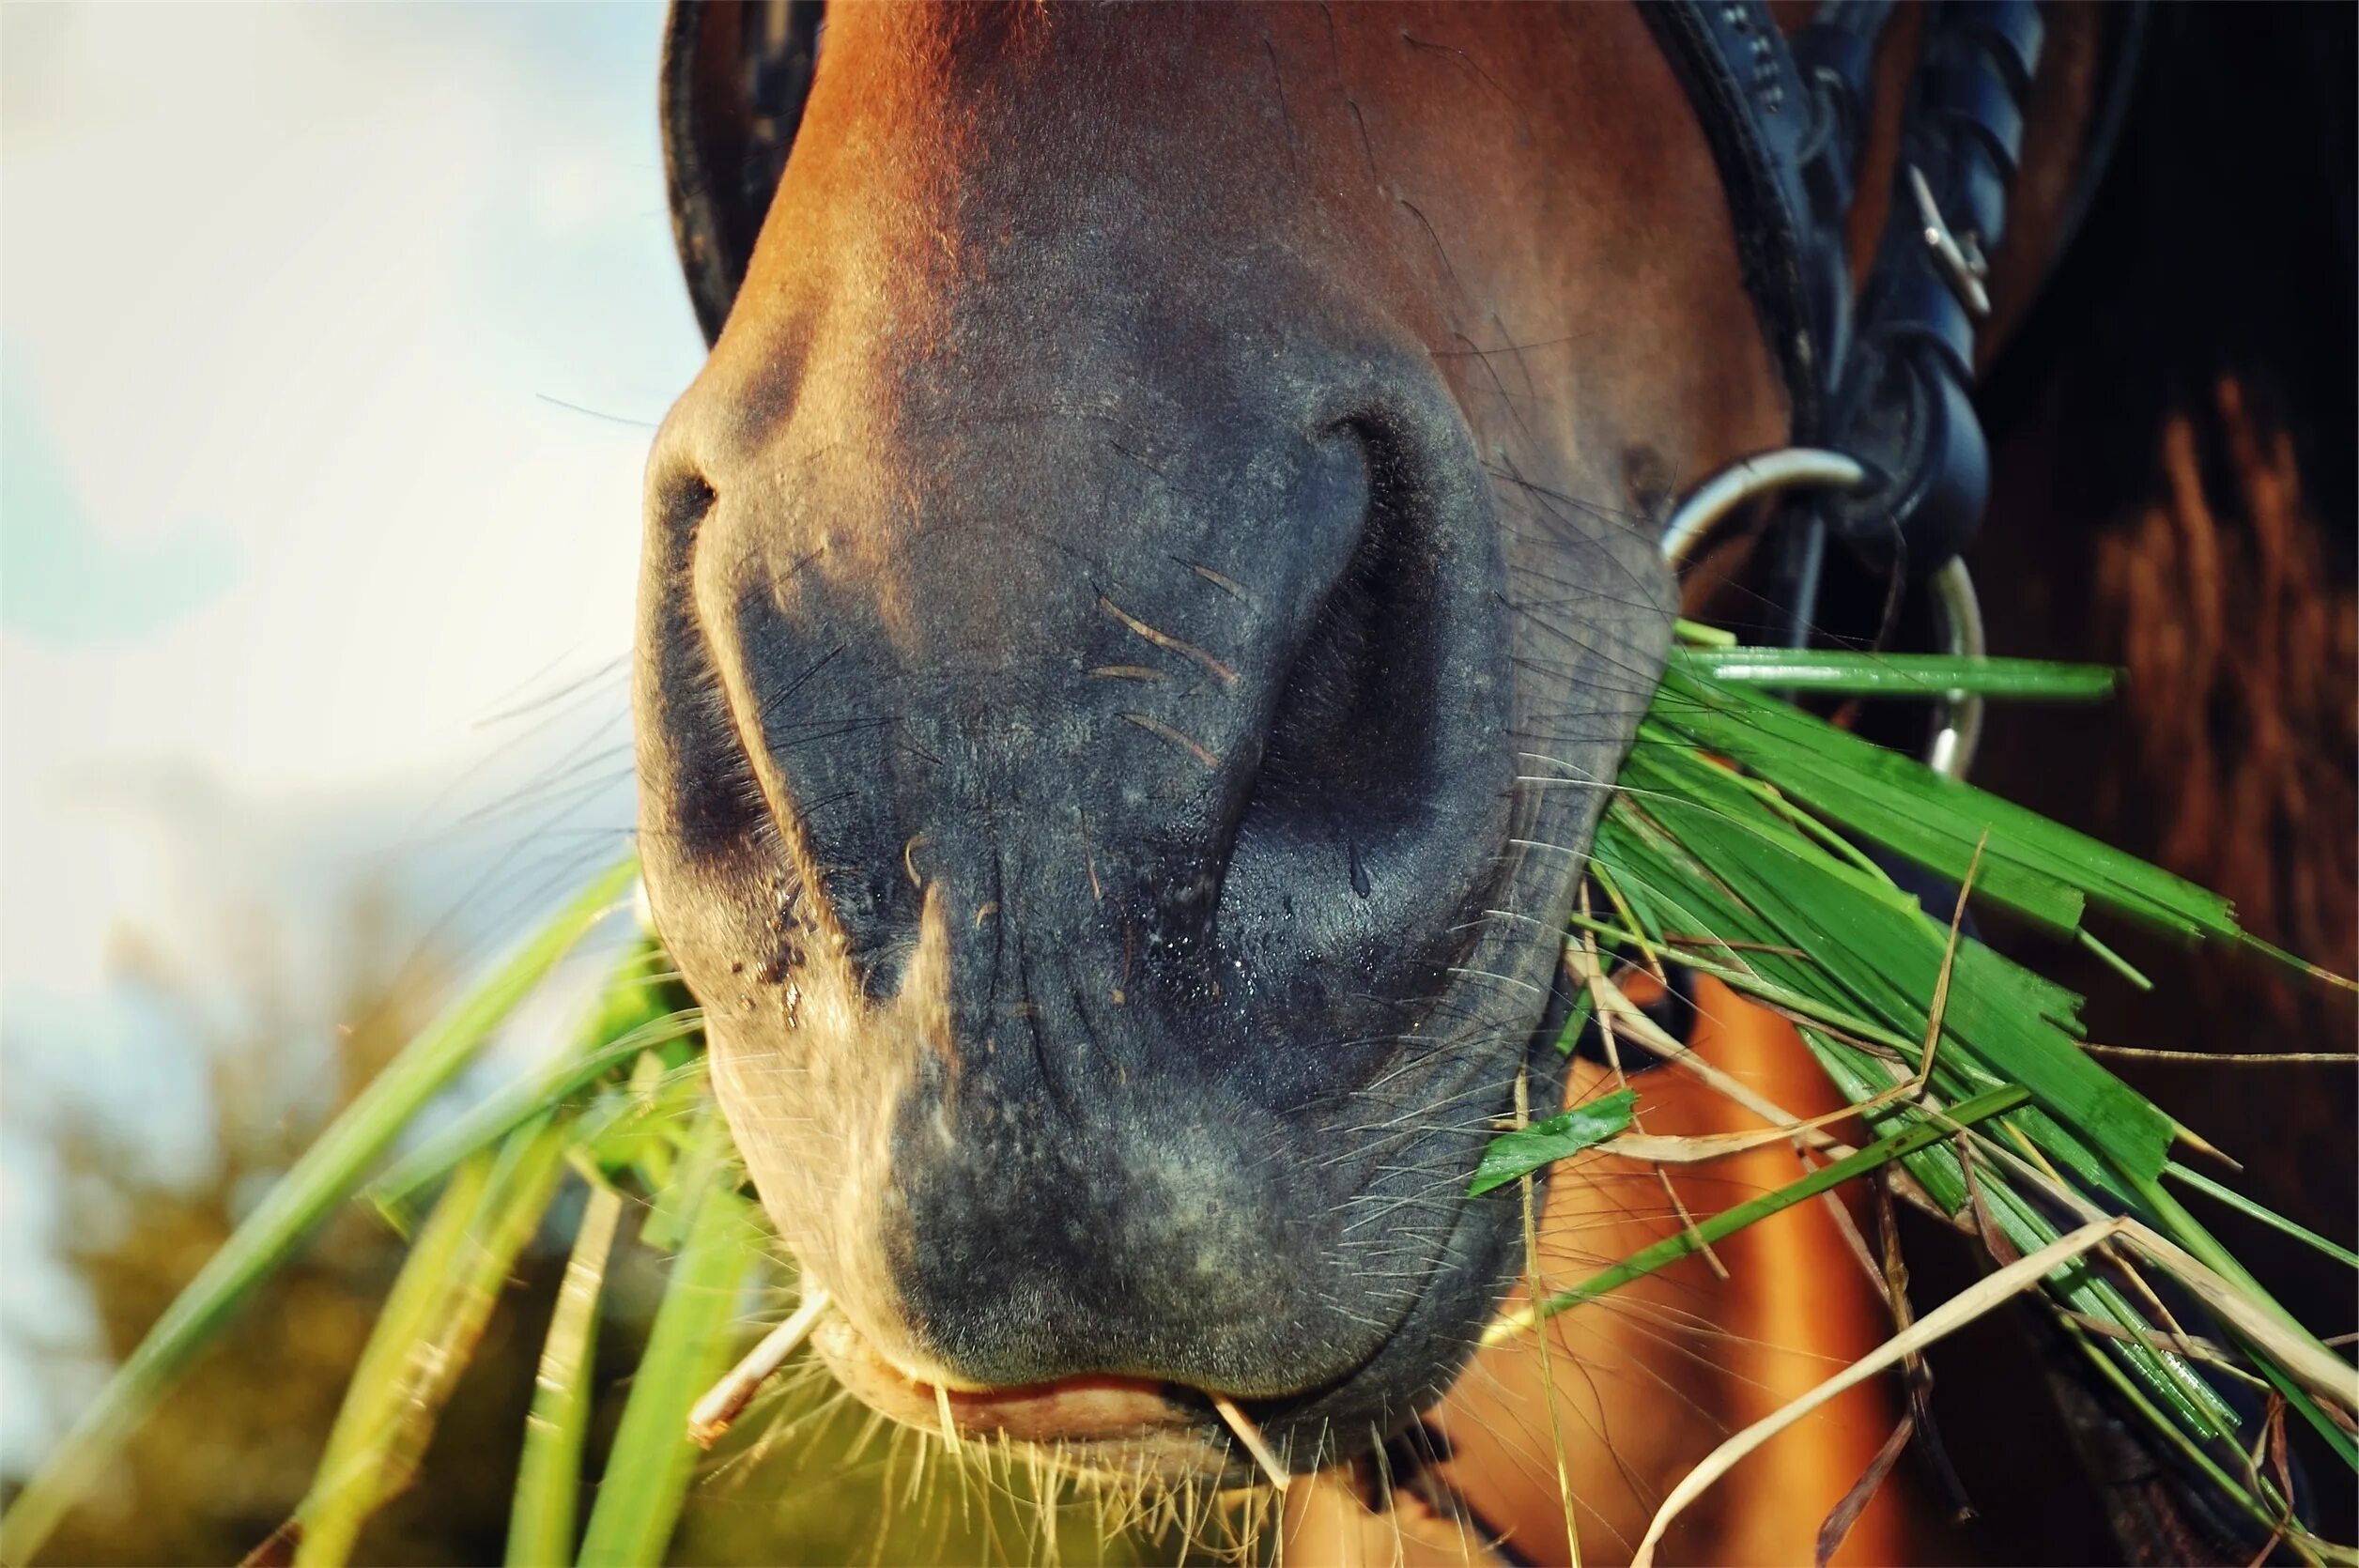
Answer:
[1647,0,2133,589]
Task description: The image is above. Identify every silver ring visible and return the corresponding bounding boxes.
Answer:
[1925,557,1985,779]
[1658,447,1868,572]
[1660,447,1986,780]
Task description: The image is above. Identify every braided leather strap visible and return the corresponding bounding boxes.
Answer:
[1820,0,2045,571]
[1649,0,2061,578]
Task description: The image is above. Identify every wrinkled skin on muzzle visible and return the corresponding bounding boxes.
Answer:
[636,1,1787,1474]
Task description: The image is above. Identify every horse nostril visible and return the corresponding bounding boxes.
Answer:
[640,460,773,869]
[1239,417,1455,892]
[1213,396,1511,1014]
[1262,418,1446,874]
[655,466,718,554]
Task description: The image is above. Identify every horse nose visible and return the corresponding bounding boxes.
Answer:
[642,349,1518,1064]
[858,376,1519,1090]
[637,346,1521,1391]
[1204,387,1517,1068]
[865,378,1522,1391]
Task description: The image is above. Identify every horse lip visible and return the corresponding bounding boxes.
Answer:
[809,1315,1241,1476]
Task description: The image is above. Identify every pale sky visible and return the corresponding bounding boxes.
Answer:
[1,3,703,1470]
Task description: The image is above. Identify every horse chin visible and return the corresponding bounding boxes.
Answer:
[804,1264,1507,1490]
[766,971,1563,1488]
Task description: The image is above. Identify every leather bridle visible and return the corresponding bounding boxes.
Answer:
[1655,2,2047,573]
[660,0,2146,777]
[1648,0,2143,776]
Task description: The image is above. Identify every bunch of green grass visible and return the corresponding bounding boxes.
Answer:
[1480,626,2355,1562]
[4,636,2351,1567]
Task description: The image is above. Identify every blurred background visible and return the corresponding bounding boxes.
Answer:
[4,5,709,1560]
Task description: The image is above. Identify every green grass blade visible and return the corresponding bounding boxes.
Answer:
[1469,1090,1636,1195]
[1630,775,2174,1178]
[508,1181,626,1568]
[1523,1085,2029,1325]
[2126,1170,2359,1469]
[371,1011,701,1226]
[1653,669,2246,943]
[2165,1161,2359,1271]
[576,1112,759,1568]
[289,1156,492,1564]
[296,1117,572,1565]
[1626,727,2092,936]
[2060,1320,2295,1542]
[0,855,640,1568]
[1673,617,1737,647]
[1971,1134,2238,1435]
[1549,986,1597,1056]
[576,1057,714,1195]
[371,938,695,1224]
[1796,1027,2244,1442]
[2074,928,2156,990]
[1564,657,2343,1532]
[1667,647,2120,699]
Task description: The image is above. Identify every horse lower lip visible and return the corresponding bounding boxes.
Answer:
[810,1316,1194,1445]
[939,1376,1184,1443]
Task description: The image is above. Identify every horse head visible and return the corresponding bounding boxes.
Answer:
[635,0,2109,1485]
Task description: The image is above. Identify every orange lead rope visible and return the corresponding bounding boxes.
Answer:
[1286,978,1913,1566]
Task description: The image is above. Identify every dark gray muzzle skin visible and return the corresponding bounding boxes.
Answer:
[632,11,1673,1471]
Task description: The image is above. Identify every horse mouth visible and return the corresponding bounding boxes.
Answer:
[808,1313,1251,1483]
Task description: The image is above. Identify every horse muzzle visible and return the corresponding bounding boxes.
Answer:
[631,61,1580,1468]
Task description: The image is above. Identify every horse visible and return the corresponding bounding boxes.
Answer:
[635,3,2354,1561]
